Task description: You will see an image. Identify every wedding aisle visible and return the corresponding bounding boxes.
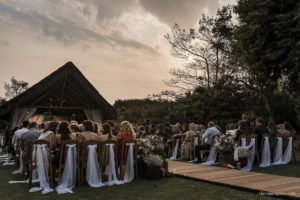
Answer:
[168,160,300,199]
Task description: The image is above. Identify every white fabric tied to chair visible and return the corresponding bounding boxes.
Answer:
[124,143,134,183]
[200,149,217,166]
[29,144,54,194]
[259,137,271,167]
[56,144,77,194]
[104,144,124,186]
[233,138,247,162]
[86,144,104,188]
[11,151,23,175]
[282,137,293,164]
[271,137,283,165]
[169,139,180,160]
[240,138,256,171]
[0,135,4,152]
[241,138,246,147]
[9,169,39,184]
[3,152,14,166]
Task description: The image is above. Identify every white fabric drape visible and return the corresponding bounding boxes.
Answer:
[241,138,256,171]
[103,144,123,186]
[241,138,246,147]
[29,144,54,194]
[86,144,104,188]
[282,137,293,164]
[200,149,217,166]
[271,137,283,165]
[169,139,180,160]
[11,151,23,174]
[56,144,77,194]
[84,110,103,124]
[9,169,39,184]
[2,152,14,166]
[12,108,37,128]
[123,143,134,183]
[259,137,271,167]
[233,138,248,162]
[0,135,4,152]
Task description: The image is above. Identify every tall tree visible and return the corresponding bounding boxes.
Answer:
[4,76,29,100]
[165,5,239,93]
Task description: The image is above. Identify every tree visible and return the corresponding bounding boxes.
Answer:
[165,5,240,93]
[4,77,29,100]
[234,0,300,123]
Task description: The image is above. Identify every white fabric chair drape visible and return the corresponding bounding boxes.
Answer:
[3,151,14,166]
[200,149,217,166]
[103,144,123,186]
[9,169,39,184]
[271,137,283,165]
[0,135,4,152]
[56,144,77,194]
[233,138,247,162]
[241,138,246,147]
[169,139,180,160]
[282,137,293,164]
[11,151,23,174]
[86,144,104,188]
[12,108,37,128]
[241,138,256,171]
[259,136,271,167]
[123,143,134,183]
[29,144,54,194]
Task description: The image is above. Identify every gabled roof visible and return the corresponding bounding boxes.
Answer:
[0,62,117,120]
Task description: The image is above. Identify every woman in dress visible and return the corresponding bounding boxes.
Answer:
[38,121,59,151]
[98,123,116,141]
[78,120,98,142]
[181,123,197,160]
[55,121,76,146]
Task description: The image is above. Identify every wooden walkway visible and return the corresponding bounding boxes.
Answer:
[168,160,300,199]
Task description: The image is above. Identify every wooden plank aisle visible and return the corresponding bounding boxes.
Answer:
[168,160,300,199]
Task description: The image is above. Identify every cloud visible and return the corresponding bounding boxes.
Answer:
[0,1,158,55]
[139,0,219,28]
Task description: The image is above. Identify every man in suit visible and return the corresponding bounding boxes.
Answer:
[20,121,42,168]
[254,118,268,152]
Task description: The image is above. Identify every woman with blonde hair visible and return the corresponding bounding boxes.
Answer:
[181,123,197,160]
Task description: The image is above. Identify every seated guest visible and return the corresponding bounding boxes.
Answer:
[235,120,249,142]
[117,121,136,142]
[226,123,236,136]
[20,122,42,166]
[267,120,277,150]
[55,121,76,146]
[38,121,59,151]
[282,121,294,136]
[98,123,116,141]
[78,120,98,142]
[254,118,268,151]
[195,121,220,161]
[181,123,197,160]
[12,120,29,150]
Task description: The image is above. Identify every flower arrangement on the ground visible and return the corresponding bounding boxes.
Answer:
[213,135,238,155]
[137,135,166,166]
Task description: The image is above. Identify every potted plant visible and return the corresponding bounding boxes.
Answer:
[144,154,162,179]
[214,135,237,167]
[236,147,251,168]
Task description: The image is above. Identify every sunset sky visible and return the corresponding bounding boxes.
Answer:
[0,0,235,104]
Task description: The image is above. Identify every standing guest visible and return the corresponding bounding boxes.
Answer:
[181,123,197,160]
[267,121,277,150]
[20,122,42,165]
[107,121,119,136]
[12,120,29,150]
[78,120,98,142]
[235,120,249,142]
[226,123,236,136]
[195,122,220,161]
[38,121,59,150]
[282,121,294,136]
[254,118,268,151]
[98,123,116,141]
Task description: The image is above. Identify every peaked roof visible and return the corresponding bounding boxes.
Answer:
[0,62,117,120]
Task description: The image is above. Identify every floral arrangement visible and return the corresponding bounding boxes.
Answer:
[237,147,251,158]
[136,135,166,166]
[144,154,162,167]
[213,135,238,155]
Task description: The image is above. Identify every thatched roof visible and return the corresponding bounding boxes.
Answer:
[0,62,117,121]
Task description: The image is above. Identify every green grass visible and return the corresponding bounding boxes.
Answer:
[0,163,281,200]
[252,151,300,178]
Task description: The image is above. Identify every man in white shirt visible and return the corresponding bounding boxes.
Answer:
[12,120,29,150]
[195,121,220,161]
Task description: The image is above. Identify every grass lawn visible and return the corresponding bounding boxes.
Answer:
[0,163,281,200]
